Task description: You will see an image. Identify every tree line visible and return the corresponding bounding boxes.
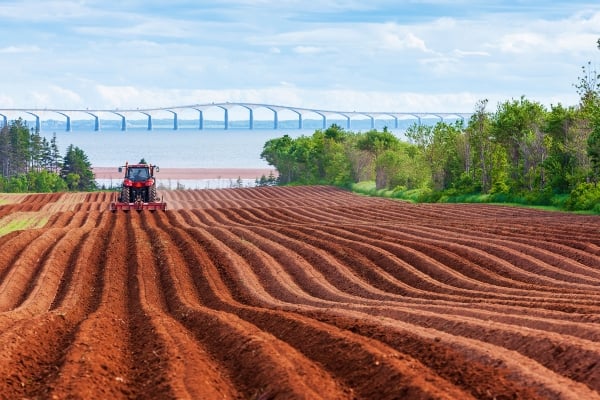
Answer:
[261,56,600,212]
[0,119,96,192]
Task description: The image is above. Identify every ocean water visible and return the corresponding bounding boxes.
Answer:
[41,118,417,168]
[37,119,419,188]
[40,128,300,188]
[43,128,302,169]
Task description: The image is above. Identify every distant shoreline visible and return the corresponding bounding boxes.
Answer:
[93,167,277,180]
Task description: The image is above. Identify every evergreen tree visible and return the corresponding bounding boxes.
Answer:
[61,144,96,191]
[49,133,62,173]
[0,118,32,177]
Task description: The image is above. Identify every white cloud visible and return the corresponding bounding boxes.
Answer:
[0,1,93,21]
[498,32,546,54]
[293,46,327,54]
[1,1,598,114]
[0,93,14,108]
[74,17,197,39]
[49,85,83,105]
[453,49,490,57]
[0,45,40,53]
[373,22,434,53]
[22,85,84,109]
[95,85,146,108]
[380,31,431,52]
[60,84,542,113]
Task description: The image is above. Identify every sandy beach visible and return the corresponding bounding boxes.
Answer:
[93,166,277,180]
[93,167,277,180]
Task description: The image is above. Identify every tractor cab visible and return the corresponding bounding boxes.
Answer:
[126,166,150,181]
[110,161,166,212]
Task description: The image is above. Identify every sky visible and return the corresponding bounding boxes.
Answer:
[1,0,600,114]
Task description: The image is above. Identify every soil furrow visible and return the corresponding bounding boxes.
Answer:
[0,229,68,312]
[0,214,104,397]
[1,185,599,398]
[44,214,137,398]
[153,211,473,399]
[148,211,351,399]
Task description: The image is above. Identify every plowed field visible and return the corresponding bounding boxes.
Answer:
[0,186,599,399]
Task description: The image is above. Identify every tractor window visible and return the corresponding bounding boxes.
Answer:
[128,167,149,181]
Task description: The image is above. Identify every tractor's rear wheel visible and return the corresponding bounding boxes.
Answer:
[121,187,130,203]
[149,184,157,202]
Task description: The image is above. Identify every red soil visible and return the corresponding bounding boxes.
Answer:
[0,186,599,399]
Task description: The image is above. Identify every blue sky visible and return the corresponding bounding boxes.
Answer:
[1,0,599,113]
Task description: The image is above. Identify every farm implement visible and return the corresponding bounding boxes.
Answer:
[109,161,167,211]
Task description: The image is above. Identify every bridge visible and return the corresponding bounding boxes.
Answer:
[0,102,472,132]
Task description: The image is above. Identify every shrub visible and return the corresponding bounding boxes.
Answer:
[565,183,600,211]
[523,188,553,206]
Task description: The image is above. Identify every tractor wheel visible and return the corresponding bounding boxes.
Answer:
[149,184,157,202]
[121,187,130,203]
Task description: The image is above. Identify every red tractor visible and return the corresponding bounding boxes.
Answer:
[109,162,167,211]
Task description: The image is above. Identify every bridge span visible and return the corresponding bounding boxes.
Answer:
[0,102,472,132]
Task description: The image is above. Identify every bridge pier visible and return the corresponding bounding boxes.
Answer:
[291,110,302,129]
[140,112,152,130]
[113,112,127,131]
[84,112,100,131]
[195,109,203,129]
[25,112,40,132]
[312,111,326,130]
[55,112,71,131]
[216,106,228,129]
[166,110,178,130]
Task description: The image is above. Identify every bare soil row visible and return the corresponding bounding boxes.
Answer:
[0,187,598,399]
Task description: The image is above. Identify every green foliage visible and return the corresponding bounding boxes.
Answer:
[261,134,295,184]
[0,214,49,236]
[491,96,548,191]
[406,121,464,191]
[61,144,96,191]
[261,126,431,189]
[261,127,357,186]
[27,170,68,192]
[257,53,600,213]
[565,182,600,211]
[452,172,480,193]
[4,175,28,192]
[255,171,278,187]
[0,120,94,192]
[357,129,400,154]
[64,173,81,191]
[465,99,493,192]
[574,61,600,105]
[543,104,577,192]
[587,103,600,181]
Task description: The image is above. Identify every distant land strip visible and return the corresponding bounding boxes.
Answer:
[93,167,277,180]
